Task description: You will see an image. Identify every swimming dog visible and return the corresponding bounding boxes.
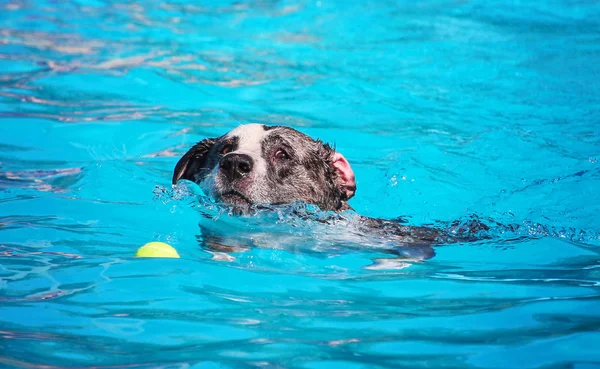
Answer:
[173,124,486,261]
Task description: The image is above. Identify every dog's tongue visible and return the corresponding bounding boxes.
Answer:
[332,152,356,200]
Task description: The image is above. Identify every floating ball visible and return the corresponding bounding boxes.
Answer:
[135,242,180,258]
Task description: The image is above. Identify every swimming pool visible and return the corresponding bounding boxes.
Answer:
[1,0,600,368]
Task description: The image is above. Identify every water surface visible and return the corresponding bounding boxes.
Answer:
[1,1,600,368]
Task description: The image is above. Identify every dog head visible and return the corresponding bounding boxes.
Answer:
[173,124,356,212]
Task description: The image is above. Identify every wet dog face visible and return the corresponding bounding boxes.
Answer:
[173,124,356,212]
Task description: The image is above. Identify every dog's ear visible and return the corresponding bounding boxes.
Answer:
[172,138,217,184]
[331,152,356,200]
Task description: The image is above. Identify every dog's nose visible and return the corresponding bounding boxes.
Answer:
[219,153,253,181]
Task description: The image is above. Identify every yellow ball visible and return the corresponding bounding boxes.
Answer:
[135,242,180,258]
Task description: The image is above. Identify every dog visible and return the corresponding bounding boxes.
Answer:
[173,124,488,262]
[173,124,356,213]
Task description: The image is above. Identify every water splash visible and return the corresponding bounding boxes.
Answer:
[442,215,600,246]
[155,182,600,265]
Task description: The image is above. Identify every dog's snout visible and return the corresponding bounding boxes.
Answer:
[219,153,253,181]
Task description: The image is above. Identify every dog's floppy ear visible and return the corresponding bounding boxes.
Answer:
[332,152,356,200]
[172,138,217,184]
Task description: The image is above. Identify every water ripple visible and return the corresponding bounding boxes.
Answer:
[1,0,600,368]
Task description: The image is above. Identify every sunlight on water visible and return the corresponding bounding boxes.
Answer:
[1,0,600,368]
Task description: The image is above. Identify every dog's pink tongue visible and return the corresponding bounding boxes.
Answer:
[332,152,356,200]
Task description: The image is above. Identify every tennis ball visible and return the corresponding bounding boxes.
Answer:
[135,242,180,258]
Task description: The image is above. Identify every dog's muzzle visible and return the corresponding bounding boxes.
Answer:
[219,153,253,182]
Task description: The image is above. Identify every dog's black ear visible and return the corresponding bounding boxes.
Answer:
[172,138,217,184]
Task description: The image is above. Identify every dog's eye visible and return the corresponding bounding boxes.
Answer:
[274,149,289,160]
[221,144,233,155]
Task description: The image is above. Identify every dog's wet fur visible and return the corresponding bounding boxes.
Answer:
[173,124,488,261]
[173,124,356,213]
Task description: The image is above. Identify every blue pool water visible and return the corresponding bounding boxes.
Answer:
[1,0,600,368]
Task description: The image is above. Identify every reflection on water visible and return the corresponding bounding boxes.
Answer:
[1,0,600,368]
